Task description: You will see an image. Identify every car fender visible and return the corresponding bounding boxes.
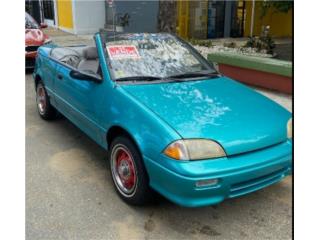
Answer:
[102,85,182,163]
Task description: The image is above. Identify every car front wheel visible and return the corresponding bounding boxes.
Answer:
[109,136,155,205]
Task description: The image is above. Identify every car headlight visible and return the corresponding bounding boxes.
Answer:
[44,39,52,44]
[287,118,292,139]
[163,139,226,160]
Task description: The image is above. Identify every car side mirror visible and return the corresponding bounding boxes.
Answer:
[40,23,48,29]
[70,70,102,83]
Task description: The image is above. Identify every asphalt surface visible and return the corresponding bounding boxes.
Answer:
[26,71,292,240]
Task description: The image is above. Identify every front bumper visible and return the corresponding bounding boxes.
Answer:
[144,140,292,207]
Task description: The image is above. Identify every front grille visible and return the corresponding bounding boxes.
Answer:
[25,45,39,52]
[229,167,289,198]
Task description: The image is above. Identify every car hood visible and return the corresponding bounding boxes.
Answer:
[121,77,291,155]
[25,29,48,46]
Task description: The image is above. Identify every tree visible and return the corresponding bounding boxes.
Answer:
[260,0,293,18]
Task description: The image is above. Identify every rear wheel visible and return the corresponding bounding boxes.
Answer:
[36,81,57,120]
[109,136,155,205]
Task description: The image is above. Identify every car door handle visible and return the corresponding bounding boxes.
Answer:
[57,74,63,80]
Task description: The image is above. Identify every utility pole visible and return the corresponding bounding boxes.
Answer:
[250,0,255,37]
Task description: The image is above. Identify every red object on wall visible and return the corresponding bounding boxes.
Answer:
[219,64,292,94]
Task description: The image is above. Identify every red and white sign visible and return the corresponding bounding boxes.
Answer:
[106,45,140,60]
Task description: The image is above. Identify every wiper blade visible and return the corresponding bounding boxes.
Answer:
[167,71,220,80]
[115,76,163,82]
[115,72,220,82]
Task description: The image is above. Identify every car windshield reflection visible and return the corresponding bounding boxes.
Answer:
[101,33,216,82]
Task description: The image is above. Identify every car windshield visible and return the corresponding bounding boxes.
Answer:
[101,33,216,81]
[25,12,39,29]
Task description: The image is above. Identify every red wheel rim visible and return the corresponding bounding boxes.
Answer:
[111,145,137,195]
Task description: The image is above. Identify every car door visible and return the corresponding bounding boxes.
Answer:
[53,63,107,144]
[40,55,59,107]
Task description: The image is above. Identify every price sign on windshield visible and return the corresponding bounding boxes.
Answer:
[106,45,141,60]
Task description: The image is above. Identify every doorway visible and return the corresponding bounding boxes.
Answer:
[207,0,226,38]
[42,0,55,26]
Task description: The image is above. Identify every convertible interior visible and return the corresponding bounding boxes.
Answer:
[50,46,101,76]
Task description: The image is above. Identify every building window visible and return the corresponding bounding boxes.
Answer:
[43,0,54,21]
[207,0,226,38]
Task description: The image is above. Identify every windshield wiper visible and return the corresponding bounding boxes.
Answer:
[115,72,220,83]
[115,76,163,82]
[167,71,220,80]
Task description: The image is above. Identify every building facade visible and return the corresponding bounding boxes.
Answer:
[244,0,292,37]
[26,0,292,38]
[176,0,292,39]
[26,0,105,34]
[104,0,292,39]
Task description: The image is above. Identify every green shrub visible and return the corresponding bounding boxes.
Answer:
[245,26,275,54]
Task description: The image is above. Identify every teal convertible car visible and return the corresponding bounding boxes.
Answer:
[33,32,292,207]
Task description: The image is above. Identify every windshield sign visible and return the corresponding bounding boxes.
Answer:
[107,45,141,60]
[103,33,214,81]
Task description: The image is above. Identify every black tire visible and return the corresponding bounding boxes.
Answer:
[36,81,57,120]
[108,136,155,205]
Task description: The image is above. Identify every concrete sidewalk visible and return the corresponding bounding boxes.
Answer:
[44,27,292,112]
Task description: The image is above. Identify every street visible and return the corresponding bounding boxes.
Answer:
[26,70,292,240]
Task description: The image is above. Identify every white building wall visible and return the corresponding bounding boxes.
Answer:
[72,0,105,35]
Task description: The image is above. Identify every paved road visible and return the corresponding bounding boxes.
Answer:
[26,72,292,240]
